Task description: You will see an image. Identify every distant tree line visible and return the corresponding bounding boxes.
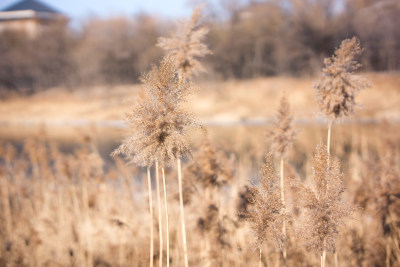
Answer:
[0,0,399,92]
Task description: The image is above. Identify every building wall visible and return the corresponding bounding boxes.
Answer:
[0,19,40,37]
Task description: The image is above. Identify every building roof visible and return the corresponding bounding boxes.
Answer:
[1,0,60,14]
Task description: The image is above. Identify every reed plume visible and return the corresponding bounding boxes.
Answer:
[186,130,233,192]
[268,96,297,159]
[112,56,195,167]
[314,37,370,123]
[299,144,352,267]
[157,5,211,80]
[246,153,288,266]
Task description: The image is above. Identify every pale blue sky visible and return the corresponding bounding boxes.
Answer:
[0,0,196,19]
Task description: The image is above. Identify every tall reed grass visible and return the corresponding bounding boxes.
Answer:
[0,6,397,267]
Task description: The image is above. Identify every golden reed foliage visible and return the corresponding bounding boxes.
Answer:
[157,5,211,80]
[112,56,195,166]
[314,37,370,122]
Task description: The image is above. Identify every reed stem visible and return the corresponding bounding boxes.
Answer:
[147,167,154,267]
[177,158,189,267]
[334,251,338,267]
[162,167,170,267]
[327,122,332,155]
[280,157,287,267]
[155,161,163,267]
[386,239,391,267]
[326,121,332,267]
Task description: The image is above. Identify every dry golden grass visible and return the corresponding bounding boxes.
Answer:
[0,5,399,264]
[0,72,398,131]
[1,122,399,266]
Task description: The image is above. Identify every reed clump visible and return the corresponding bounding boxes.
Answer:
[112,55,197,267]
[1,124,400,266]
[156,7,211,265]
[354,122,400,266]
[313,37,369,266]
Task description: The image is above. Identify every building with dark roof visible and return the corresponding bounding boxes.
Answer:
[0,0,66,36]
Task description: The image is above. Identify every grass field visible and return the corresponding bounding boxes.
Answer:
[0,72,399,131]
[0,70,400,266]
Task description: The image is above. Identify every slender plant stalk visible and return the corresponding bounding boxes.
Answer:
[322,121,332,267]
[147,167,154,267]
[162,167,170,267]
[177,158,189,267]
[155,162,163,267]
[321,238,326,267]
[1,182,12,237]
[327,121,341,267]
[334,251,338,267]
[328,122,339,267]
[217,190,227,267]
[83,180,93,267]
[275,252,280,267]
[280,157,287,267]
[259,248,262,267]
[327,122,332,156]
[386,240,391,267]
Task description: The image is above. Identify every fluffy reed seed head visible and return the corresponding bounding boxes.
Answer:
[157,5,211,80]
[299,143,352,253]
[186,129,234,189]
[314,37,370,122]
[142,56,192,105]
[268,96,297,158]
[112,56,195,167]
[246,153,288,250]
